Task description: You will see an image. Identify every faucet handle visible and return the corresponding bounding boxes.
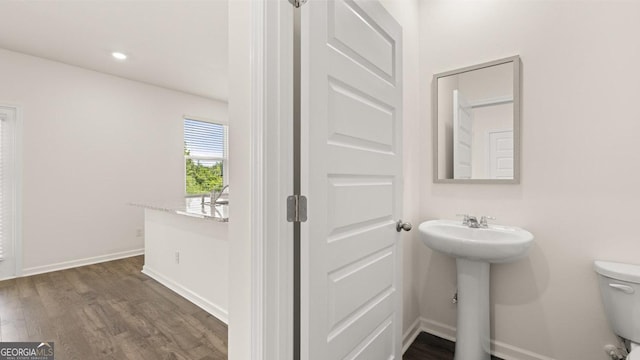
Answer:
[479,216,495,227]
[456,214,470,225]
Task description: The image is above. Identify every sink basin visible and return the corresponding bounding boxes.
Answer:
[418,219,534,360]
[419,219,533,263]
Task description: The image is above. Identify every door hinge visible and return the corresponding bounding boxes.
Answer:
[288,0,307,8]
[287,195,308,222]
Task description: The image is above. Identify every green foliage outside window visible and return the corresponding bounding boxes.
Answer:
[185,147,224,195]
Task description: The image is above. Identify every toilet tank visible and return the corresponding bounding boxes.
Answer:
[594,260,640,342]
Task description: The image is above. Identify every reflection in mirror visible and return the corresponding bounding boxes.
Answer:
[433,56,520,183]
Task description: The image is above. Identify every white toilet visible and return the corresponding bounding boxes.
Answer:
[594,260,640,359]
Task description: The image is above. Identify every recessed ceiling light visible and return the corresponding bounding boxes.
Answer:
[112,52,127,60]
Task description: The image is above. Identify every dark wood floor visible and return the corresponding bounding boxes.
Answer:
[404,332,503,360]
[0,255,506,360]
[0,256,227,360]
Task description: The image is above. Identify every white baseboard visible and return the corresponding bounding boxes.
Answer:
[491,339,557,360]
[421,318,457,343]
[142,265,228,325]
[22,248,144,277]
[402,317,423,354]
[404,317,556,360]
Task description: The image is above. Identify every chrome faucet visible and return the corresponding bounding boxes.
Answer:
[466,216,480,228]
[457,214,494,228]
[211,184,229,205]
[479,216,495,228]
[457,214,478,227]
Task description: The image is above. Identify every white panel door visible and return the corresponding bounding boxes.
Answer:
[453,90,473,179]
[488,130,514,179]
[300,0,403,359]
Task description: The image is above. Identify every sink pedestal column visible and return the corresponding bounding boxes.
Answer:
[455,258,491,360]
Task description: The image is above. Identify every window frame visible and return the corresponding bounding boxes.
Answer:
[183,115,228,198]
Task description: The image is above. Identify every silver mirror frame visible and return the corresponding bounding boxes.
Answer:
[432,55,521,184]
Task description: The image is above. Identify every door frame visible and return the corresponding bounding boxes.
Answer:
[0,104,23,281]
[485,129,514,180]
[249,1,294,360]
[250,1,406,359]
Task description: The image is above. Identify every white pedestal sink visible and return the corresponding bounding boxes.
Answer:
[418,219,534,360]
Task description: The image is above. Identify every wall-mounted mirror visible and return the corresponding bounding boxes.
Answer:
[433,56,521,184]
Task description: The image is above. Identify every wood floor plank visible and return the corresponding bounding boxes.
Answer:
[114,330,163,360]
[16,276,38,298]
[7,255,514,359]
[0,280,28,342]
[180,313,228,356]
[403,332,503,360]
[21,296,55,340]
[0,317,28,342]
[0,256,228,359]
[51,312,101,360]
[62,267,93,294]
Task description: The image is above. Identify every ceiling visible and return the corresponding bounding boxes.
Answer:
[0,1,229,101]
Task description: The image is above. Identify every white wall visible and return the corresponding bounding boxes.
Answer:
[143,209,229,323]
[0,48,227,273]
[418,1,640,359]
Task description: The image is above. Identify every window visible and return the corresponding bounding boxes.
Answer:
[183,118,228,195]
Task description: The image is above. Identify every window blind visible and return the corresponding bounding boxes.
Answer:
[184,119,227,159]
